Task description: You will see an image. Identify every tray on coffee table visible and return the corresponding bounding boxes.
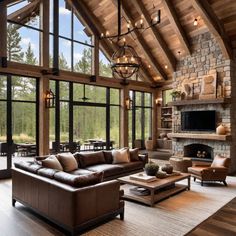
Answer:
[118,172,191,207]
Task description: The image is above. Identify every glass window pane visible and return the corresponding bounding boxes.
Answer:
[73,13,92,44]
[144,108,152,140]
[135,109,142,140]
[128,110,132,147]
[73,83,83,101]
[85,85,106,103]
[7,23,40,65]
[144,93,152,107]
[110,106,120,148]
[60,81,69,100]
[135,92,142,106]
[49,108,55,144]
[99,50,112,77]
[0,102,7,170]
[12,76,36,101]
[163,89,173,106]
[50,0,54,33]
[0,76,7,100]
[110,88,120,105]
[59,38,71,71]
[60,102,69,142]
[73,106,106,150]
[12,103,36,143]
[73,42,92,74]
[59,0,71,38]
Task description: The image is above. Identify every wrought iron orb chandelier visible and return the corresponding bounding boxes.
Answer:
[111,42,141,80]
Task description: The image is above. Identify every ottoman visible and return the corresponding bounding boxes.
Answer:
[169,157,192,173]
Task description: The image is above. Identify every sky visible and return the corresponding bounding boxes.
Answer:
[7,0,109,67]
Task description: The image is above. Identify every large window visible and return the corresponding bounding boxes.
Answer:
[128,91,152,148]
[0,74,38,177]
[49,81,120,153]
[50,0,93,73]
[7,0,42,65]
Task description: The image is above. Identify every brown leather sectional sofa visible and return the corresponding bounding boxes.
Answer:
[12,150,148,235]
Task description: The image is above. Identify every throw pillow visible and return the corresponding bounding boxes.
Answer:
[41,155,63,171]
[112,148,130,164]
[76,151,106,168]
[129,148,139,162]
[54,171,103,187]
[57,152,78,172]
[211,155,229,168]
[103,151,113,164]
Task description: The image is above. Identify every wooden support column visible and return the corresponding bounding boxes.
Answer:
[152,90,158,149]
[39,0,50,155]
[92,35,99,78]
[0,1,7,67]
[120,86,129,147]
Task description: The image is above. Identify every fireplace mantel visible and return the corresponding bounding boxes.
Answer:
[170,133,231,141]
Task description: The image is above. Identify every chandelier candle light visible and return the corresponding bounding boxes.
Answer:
[100,0,161,81]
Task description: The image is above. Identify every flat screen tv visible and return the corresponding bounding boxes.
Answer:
[181,110,216,132]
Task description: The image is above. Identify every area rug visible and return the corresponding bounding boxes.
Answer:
[83,176,236,236]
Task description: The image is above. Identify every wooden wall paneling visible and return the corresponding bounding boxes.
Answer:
[191,0,233,59]
[117,0,168,80]
[162,0,191,55]
[7,0,40,25]
[38,0,50,155]
[132,0,176,71]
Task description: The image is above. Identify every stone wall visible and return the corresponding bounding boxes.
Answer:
[171,32,236,174]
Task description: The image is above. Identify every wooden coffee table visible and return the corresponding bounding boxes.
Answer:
[118,172,191,207]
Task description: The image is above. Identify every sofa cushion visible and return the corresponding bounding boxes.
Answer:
[69,169,95,176]
[77,151,106,168]
[211,155,230,168]
[129,148,139,162]
[86,164,124,178]
[103,151,113,164]
[57,152,78,172]
[112,148,130,164]
[14,161,42,174]
[41,155,63,171]
[37,168,59,179]
[118,161,144,172]
[54,171,103,187]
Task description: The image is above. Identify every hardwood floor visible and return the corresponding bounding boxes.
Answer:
[1,177,236,236]
[187,197,236,236]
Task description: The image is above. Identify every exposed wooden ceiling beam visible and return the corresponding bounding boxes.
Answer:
[132,0,176,72]
[191,0,233,59]
[116,0,168,80]
[68,0,154,84]
[162,0,191,55]
[7,0,40,25]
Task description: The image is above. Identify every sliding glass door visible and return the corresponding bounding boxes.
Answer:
[0,74,39,179]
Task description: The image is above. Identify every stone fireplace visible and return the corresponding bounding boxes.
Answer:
[170,32,236,174]
[184,144,213,162]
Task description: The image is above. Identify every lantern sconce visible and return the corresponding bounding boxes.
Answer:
[125,97,133,110]
[155,98,162,106]
[45,89,55,108]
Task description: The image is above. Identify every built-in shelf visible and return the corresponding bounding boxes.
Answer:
[169,98,231,107]
[169,133,231,141]
[158,128,172,131]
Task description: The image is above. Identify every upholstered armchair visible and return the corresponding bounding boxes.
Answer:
[188,155,230,186]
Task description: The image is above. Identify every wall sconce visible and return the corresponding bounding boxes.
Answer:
[125,97,133,110]
[45,89,55,108]
[193,18,198,26]
[155,98,162,106]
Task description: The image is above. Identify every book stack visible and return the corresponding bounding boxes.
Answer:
[129,173,157,183]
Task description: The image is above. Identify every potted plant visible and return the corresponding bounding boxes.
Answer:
[144,161,159,176]
[170,90,182,101]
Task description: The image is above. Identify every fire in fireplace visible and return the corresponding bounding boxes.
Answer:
[184,144,213,161]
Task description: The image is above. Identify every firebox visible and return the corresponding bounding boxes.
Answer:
[184,144,213,161]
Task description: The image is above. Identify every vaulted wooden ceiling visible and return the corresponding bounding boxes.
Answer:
[77,0,236,84]
[7,0,236,84]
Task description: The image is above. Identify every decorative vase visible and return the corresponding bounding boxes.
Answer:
[161,164,173,174]
[216,124,226,135]
[144,163,159,176]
